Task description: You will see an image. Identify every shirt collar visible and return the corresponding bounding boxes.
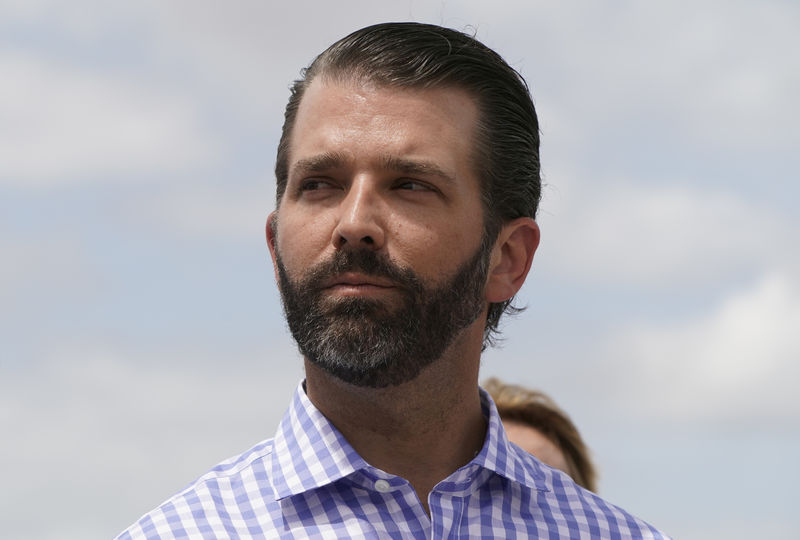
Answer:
[472,387,549,492]
[269,381,369,500]
[269,381,549,500]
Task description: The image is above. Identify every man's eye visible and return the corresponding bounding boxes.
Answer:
[395,180,433,191]
[299,179,336,192]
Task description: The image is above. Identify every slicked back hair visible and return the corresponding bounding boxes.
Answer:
[275,22,541,347]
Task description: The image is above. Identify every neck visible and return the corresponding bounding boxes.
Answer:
[304,323,487,513]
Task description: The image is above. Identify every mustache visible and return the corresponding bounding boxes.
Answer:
[302,249,422,292]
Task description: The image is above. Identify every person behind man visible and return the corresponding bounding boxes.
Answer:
[118,22,667,538]
[484,377,598,492]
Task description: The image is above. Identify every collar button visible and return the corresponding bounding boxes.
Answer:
[374,479,392,493]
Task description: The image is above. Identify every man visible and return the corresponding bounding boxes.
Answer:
[119,22,668,538]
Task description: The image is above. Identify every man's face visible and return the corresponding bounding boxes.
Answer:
[269,78,490,387]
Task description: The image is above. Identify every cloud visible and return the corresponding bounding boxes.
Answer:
[140,182,274,239]
[0,50,222,187]
[538,175,795,288]
[615,271,800,424]
[0,229,90,309]
[105,1,448,122]
[496,1,800,153]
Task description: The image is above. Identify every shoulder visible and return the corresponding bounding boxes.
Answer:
[192,437,275,485]
[116,438,280,540]
[509,444,671,539]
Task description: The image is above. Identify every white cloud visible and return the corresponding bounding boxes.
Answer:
[539,175,795,288]
[0,232,90,305]
[0,50,222,187]
[114,1,448,122]
[485,1,800,153]
[141,183,274,239]
[616,271,800,423]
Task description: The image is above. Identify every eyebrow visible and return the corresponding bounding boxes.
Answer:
[289,153,457,186]
[290,152,350,178]
[380,156,456,186]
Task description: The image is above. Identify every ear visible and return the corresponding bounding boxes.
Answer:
[265,211,280,281]
[485,217,540,303]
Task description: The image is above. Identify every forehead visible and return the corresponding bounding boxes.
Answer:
[288,77,481,179]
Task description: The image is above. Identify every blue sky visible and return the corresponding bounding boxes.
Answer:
[2,1,798,538]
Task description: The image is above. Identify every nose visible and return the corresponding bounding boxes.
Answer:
[331,178,385,251]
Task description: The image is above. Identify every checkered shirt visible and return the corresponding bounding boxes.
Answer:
[117,382,669,539]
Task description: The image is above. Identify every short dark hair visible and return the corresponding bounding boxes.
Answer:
[275,22,541,346]
[484,377,598,492]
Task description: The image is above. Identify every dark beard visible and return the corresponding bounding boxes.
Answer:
[274,239,492,388]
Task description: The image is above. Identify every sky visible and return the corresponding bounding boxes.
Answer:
[1,1,798,538]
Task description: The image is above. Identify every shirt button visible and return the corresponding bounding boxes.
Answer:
[374,479,392,493]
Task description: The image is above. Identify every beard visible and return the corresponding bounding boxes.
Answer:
[274,238,492,388]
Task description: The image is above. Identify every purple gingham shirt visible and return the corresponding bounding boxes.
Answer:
[118,382,668,539]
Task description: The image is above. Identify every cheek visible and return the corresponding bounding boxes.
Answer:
[390,217,480,279]
[276,213,335,270]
